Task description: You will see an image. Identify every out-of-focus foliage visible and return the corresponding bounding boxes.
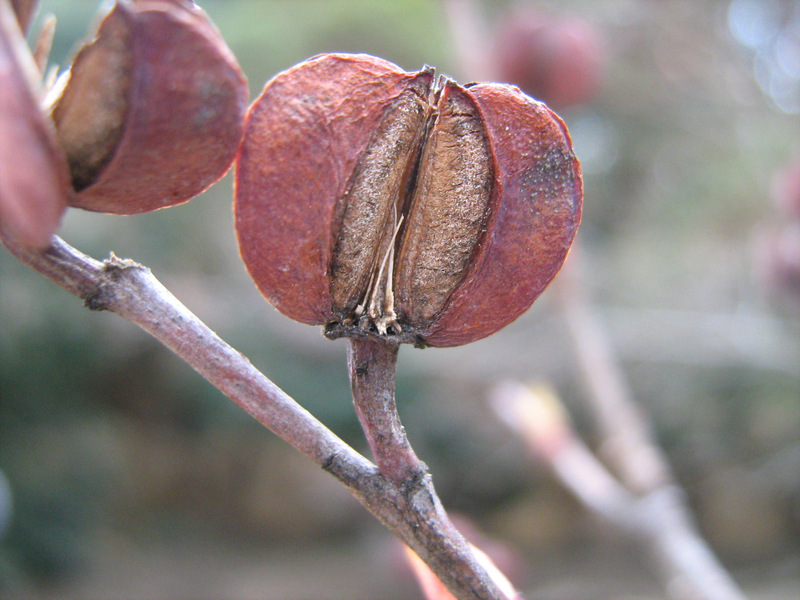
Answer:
[0,0,798,598]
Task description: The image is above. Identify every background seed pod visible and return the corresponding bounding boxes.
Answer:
[0,0,69,250]
[235,53,582,347]
[492,9,603,110]
[52,0,248,214]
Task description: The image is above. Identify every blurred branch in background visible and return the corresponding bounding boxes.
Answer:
[490,379,746,600]
[555,249,672,496]
[442,0,751,598]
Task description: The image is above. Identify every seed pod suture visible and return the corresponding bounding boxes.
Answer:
[235,53,583,348]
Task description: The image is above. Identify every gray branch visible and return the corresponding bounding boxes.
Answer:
[2,234,512,600]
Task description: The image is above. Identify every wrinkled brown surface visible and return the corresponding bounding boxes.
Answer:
[393,82,494,330]
[424,83,582,347]
[235,54,427,325]
[330,71,432,316]
[52,5,133,191]
[0,0,69,249]
[56,0,247,214]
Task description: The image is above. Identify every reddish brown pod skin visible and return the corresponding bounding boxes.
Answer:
[0,0,70,250]
[52,0,248,214]
[235,53,582,347]
[771,157,800,217]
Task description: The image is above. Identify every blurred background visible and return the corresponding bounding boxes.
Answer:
[1,0,799,598]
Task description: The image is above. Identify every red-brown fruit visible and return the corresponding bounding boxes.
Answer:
[0,0,69,250]
[755,222,800,313]
[235,53,582,348]
[493,10,603,109]
[51,0,248,214]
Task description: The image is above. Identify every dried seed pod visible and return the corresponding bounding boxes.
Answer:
[51,0,248,214]
[0,0,69,250]
[235,53,582,348]
[492,9,604,110]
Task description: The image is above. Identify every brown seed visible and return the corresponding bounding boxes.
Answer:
[423,82,582,346]
[235,53,582,347]
[329,68,434,320]
[51,0,248,214]
[236,54,425,326]
[393,81,495,331]
[52,5,132,192]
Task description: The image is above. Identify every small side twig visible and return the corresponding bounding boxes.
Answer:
[347,337,425,487]
[347,336,516,599]
[2,233,511,600]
